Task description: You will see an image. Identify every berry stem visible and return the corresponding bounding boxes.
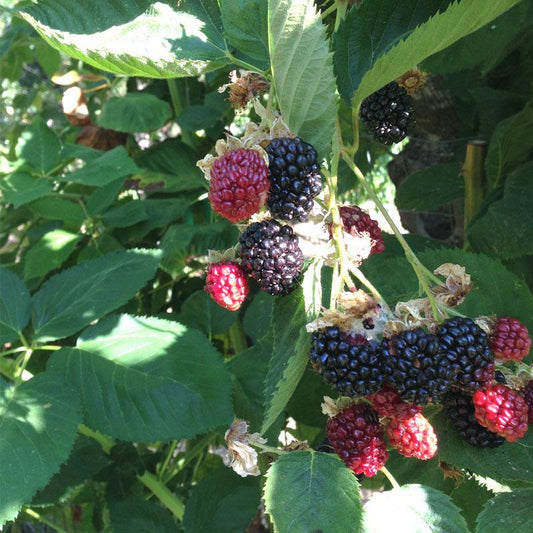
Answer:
[157,439,178,480]
[340,154,442,320]
[348,264,390,311]
[24,508,68,533]
[224,50,268,77]
[167,78,195,147]
[380,466,401,489]
[320,2,337,20]
[250,438,288,456]
[228,319,248,354]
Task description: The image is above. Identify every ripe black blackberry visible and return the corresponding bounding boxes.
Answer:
[437,317,494,393]
[239,219,303,296]
[266,137,322,222]
[310,327,383,397]
[444,392,504,448]
[360,82,414,145]
[380,328,453,405]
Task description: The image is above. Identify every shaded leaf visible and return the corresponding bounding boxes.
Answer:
[31,249,161,342]
[110,497,178,533]
[269,0,337,156]
[24,229,83,281]
[0,267,30,344]
[16,117,60,174]
[476,489,533,533]
[0,172,53,208]
[48,314,233,441]
[98,93,171,133]
[28,196,85,226]
[183,468,261,533]
[0,373,82,524]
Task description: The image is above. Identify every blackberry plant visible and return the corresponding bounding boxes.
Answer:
[1,1,532,532]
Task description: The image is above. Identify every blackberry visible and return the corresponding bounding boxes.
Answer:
[444,392,504,448]
[360,82,415,145]
[239,220,303,296]
[310,327,383,397]
[380,328,453,405]
[266,137,322,222]
[437,317,494,393]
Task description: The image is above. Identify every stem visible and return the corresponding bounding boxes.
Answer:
[167,78,194,146]
[224,51,267,77]
[24,508,68,533]
[250,439,288,456]
[158,440,178,480]
[228,319,248,354]
[163,433,215,483]
[320,2,337,19]
[0,346,27,358]
[13,349,33,388]
[34,345,62,351]
[78,424,114,454]
[138,471,185,521]
[462,140,487,231]
[341,154,442,319]
[348,265,389,310]
[381,466,400,489]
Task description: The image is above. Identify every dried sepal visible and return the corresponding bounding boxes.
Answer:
[321,395,358,418]
[432,263,473,307]
[207,248,238,264]
[396,68,427,96]
[218,70,269,109]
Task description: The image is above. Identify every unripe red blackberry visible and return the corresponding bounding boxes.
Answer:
[437,317,494,393]
[360,82,415,145]
[473,384,528,442]
[335,206,385,255]
[367,386,422,420]
[238,220,303,296]
[522,380,533,423]
[444,391,504,448]
[385,413,438,460]
[310,327,383,397]
[326,404,388,477]
[205,261,249,312]
[490,317,531,362]
[380,328,453,405]
[208,148,269,223]
[266,137,322,222]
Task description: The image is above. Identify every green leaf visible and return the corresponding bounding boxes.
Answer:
[396,163,463,211]
[87,178,125,216]
[176,104,222,131]
[242,291,274,342]
[15,117,60,174]
[302,259,323,320]
[261,288,310,434]
[20,0,229,78]
[28,196,85,226]
[178,290,237,336]
[48,314,233,441]
[334,0,521,104]
[0,373,82,524]
[433,411,533,484]
[422,3,530,75]
[450,479,492,533]
[468,162,533,260]
[101,200,149,229]
[110,498,178,533]
[476,489,533,533]
[24,229,83,281]
[361,484,469,533]
[0,267,30,344]
[63,146,139,187]
[363,247,533,333]
[485,103,533,187]
[269,0,337,156]
[32,249,161,342]
[98,93,171,133]
[32,436,110,506]
[227,336,273,432]
[183,467,261,533]
[0,172,53,208]
[220,0,269,65]
[264,451,362,533]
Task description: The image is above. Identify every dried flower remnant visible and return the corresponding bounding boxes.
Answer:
[224,419,266,477]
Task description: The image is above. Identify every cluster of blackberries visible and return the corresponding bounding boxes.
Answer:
[313,316,532,455]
